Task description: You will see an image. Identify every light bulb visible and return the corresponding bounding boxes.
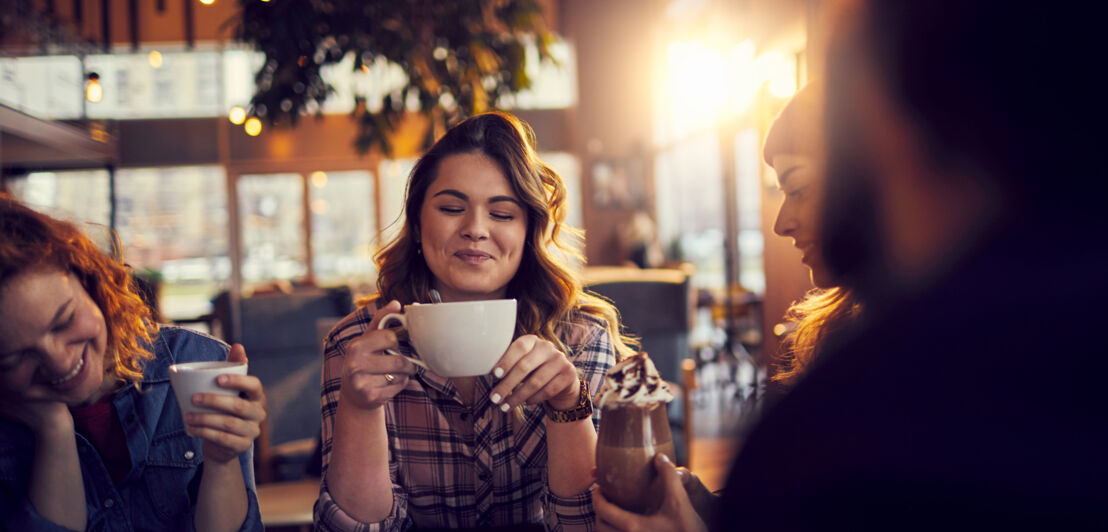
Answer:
[244,117,262,136]
[229,106,247,125]
[85,73,103,103]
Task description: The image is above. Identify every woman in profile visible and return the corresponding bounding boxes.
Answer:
[0,194,266,531]
[763,82,861,388]
[316,111,637,531]
[592,82,861,531]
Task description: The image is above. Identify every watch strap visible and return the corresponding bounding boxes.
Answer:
[544,378,594,423]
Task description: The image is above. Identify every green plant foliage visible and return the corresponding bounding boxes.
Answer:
[234,0,556,154]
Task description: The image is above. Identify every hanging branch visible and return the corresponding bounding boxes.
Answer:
[233,0,557,155]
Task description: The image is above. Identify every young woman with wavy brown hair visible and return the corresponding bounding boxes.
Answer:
[0,193,266,531]
[317,111,636,531]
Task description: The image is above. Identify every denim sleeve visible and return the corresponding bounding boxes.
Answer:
[160,329,263,532]
[1,498,83,532]
[173,447,261,532]
[236,445,264,532]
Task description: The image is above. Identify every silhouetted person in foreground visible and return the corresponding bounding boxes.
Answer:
[594,1,1108,530]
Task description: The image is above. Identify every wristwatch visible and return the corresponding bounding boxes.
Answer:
[544,378,594,423]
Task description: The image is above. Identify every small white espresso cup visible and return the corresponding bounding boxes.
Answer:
[169,361,249,423]
[376,299,517,377]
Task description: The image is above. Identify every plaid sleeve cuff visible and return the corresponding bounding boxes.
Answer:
[313,480,405,532]
[544,486,597,532]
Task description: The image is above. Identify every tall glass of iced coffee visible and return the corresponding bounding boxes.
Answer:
[595,352,675,514]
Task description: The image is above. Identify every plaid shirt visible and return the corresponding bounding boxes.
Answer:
[314,305,616,532]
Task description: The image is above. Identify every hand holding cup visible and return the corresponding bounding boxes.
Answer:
[170,344,267,464]
[339,300,419,411]
[373,299,516,378]
[592,453,707,532]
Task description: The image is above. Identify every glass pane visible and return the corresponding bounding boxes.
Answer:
[238,174,307,285]
[6,170,111,226]
[114,166,230,322]
[0,55,83,120]
[654,133,725,289]
[500,41,577,110]
[223,49,265,111]
[377,158,417,247]
[735,129,765,294]
[541,152,583,231]
[309,170,377,287]
[85,50,222,119]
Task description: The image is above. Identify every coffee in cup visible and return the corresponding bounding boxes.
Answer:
[376,299,516,377]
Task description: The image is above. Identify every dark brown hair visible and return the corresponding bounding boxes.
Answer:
[373,112,636,358]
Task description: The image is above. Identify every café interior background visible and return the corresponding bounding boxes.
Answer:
[0,0,822,398]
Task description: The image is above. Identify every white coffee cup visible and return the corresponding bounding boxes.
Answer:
[376,299,517,377]
[169,361,249,424]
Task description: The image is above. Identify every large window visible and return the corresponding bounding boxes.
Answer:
[309,170,377,287]
[0,55,84,119]
[377,158,418,247]
[5,170,111,226]
[6,167,230,322]
[237,173,307,286]
[114,166,230,321]
[84,50,223,119]
[1,42,576,121]
[654,134,727,290]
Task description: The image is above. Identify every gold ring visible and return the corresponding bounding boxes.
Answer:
[384,373,396,385]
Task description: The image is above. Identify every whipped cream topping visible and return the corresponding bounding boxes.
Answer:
[596,352,674,409]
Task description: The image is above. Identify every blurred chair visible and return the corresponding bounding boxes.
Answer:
[585,264,696,465]
[212,285,354,482]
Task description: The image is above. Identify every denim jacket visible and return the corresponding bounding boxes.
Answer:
[0,326,263,532]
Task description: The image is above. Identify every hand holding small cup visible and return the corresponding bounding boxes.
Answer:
[171,344,267,464]
[340,300,418,411]
[592,453,707,532]
[487,334,579,412]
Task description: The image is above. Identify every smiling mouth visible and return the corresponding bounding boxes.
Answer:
[49,351,85,386]
[455,251,492,262]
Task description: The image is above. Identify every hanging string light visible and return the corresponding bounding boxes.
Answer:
[228,106,247,125]
[244,117,262,136]
[85,72,103,103]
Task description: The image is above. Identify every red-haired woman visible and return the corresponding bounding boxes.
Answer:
[0,193,266,532]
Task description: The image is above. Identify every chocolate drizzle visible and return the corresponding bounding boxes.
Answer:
[597,352,673,409]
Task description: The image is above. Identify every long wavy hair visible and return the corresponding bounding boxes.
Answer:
[774,287,861,386]
[374,112,636,358]
[0,193,157,387]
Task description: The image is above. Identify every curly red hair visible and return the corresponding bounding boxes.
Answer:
[0,193,157,386]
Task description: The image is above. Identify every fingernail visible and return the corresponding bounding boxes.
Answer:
[490,393,501,404]
[217,375,227,384]
[192,395,202,405]
[659,453,672,464]
[493,367,504,378]
[500,403,511,412]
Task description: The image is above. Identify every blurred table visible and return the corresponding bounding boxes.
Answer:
[256,478,318,530]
